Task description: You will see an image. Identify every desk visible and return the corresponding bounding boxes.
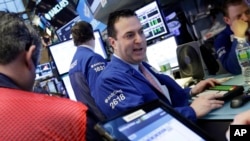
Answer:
[203,75,250,120]
[197,75,249,141]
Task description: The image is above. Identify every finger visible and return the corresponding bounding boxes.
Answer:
[210,103,224,109]
[205,93,224,99]
[211,100,224,105]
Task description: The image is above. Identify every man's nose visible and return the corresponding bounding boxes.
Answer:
[135,34,143,43]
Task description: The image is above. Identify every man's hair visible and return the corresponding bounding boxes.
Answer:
[0,11,42,66]
[71,21,94,46]
[222,0,246,16]
[107,9,137,39]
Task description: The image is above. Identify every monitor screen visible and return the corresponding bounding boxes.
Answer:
[95,100,212,141]
[61,73,76,101]
[38,77,58,93]
[49,39,76,75]
[94,30,108,59]
[56,16,81,41]
[146,36,178,71]
[135,1,169,41]
[35,62,53,80]
[49,30,107,75]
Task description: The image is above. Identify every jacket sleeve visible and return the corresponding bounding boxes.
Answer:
[92,73,146,118]
[174,106,197,122]
[86,54,107,90]
[214,34,241,74]
[154,73,197,121]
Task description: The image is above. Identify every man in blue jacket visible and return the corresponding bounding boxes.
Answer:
[93,9,224,121]
[214,0,250,74]
[69,21,107,141]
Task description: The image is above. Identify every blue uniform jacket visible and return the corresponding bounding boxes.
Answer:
[69,46,107,141]
[93,56,197,121]
[214,25,241,74]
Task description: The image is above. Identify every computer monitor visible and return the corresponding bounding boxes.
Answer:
[49,39,76,75]
[49,30,108,75]
[38,77,58,93]
[146,36,178,71]
[61,73,76,101]
[56,16,81,41]
[135,1,169,41]
[94,30,108,59]
[35,62,53,80]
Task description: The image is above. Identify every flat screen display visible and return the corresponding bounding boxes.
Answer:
[135,1,168,41]
[146,36,178,71]
[49,39,76,75]
[61,73,76,101]
[35,62,53,80]
[49,30,107,75]
[56,16,81,41]
[95,100,212,141]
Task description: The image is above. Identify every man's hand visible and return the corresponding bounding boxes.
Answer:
[190,78,220,96]
[231,19,248,38]
[190,93,224,118]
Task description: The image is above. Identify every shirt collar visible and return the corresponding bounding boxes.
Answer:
[0,73,20,89]
[113,54,140,71]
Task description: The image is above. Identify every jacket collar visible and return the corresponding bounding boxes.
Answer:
[0,73,20,89]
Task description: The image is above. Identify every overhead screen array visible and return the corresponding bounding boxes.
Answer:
[135,1,169,41]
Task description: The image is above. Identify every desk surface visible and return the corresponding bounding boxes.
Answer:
[202,74,250,120]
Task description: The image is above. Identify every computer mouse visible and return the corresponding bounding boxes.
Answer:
[230,95,250,108]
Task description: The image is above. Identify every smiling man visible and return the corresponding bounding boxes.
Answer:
[93,9,224,121]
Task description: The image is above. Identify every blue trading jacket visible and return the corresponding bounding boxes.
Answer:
[69,46,107,141]
[92,56,197,121]
[214,25,241,75]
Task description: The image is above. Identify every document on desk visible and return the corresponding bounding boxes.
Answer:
[215,76,234,83]
[175,77,193,88]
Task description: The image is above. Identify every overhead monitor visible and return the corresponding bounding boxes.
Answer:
[56,16,81,41]
[135,1,169,41]
[49,30,108,75]
[146,36,178,71]
[85,0,100,14]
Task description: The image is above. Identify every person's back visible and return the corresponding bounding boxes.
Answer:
[69,21,107,140]
[0,11,88,140]
[0,88,87,140]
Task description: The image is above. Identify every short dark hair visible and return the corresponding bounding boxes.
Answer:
[71,21,94,46]
[107,9,137,39]
[222,0,245,16]
[0,11,42,66]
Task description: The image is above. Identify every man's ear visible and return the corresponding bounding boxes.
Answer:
[224,16,231,25]
[108,37,116,50]
[25,45,36,70]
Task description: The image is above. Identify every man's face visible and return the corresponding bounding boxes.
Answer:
[224,2,250,26]
[109,16,147,64]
